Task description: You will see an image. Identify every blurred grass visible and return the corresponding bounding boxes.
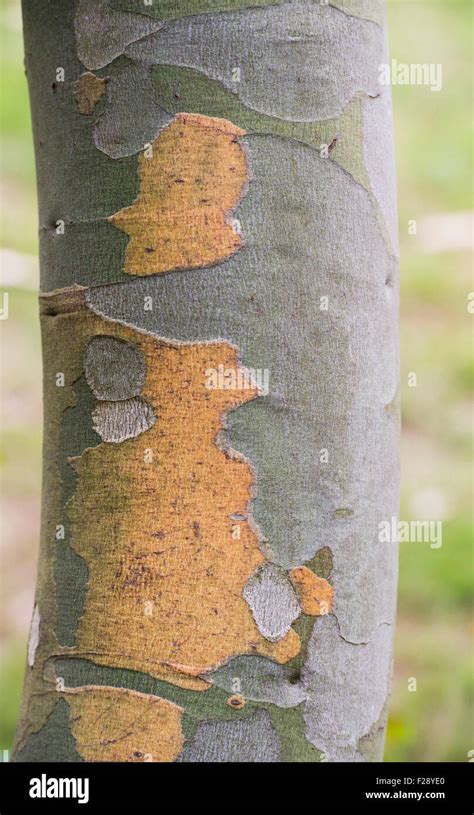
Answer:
[0,0,472,761]
[387,0,473,762]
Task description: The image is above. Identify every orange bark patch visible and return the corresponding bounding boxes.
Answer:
[109,113,248,276]
[69,310,300,689]
[227,694,246,710]
[74,71,106,115]
[65,686,183,762]
[289,567,334,616]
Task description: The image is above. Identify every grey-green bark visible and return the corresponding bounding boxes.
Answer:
[14,0,399,763]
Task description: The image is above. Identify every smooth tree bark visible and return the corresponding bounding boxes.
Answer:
[14,0,399,762]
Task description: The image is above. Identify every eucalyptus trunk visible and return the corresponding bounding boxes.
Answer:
[14,0,399,763]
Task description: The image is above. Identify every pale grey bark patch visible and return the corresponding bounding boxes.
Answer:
[177,710,280,762]
[205,655,306,708]
[363,86,399,256]
[124,1,383,122]
[87,133,399,646]
[92,397,155,442]
[302,615,393,761]
[74,0,163,70]
[357,697,389,761]
[243,564,301,642]
[27,604,41,668]
[84,335,146,401]
[93,60,171,158]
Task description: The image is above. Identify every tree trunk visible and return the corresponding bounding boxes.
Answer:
[14,0,399,763]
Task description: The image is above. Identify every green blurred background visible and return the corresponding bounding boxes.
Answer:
[0,0,472,761]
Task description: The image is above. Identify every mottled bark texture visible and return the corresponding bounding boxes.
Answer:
[14,0,399,762]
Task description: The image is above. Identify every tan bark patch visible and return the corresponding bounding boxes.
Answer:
[59,302,299,688]
[65,686,183,761]
[74,71,107,115]
[109,113,248,276]
[289,567,334,616]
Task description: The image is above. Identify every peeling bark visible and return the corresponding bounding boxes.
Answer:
[73,71,107,115]
[15,0,399,763]
[109,113,249,275]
